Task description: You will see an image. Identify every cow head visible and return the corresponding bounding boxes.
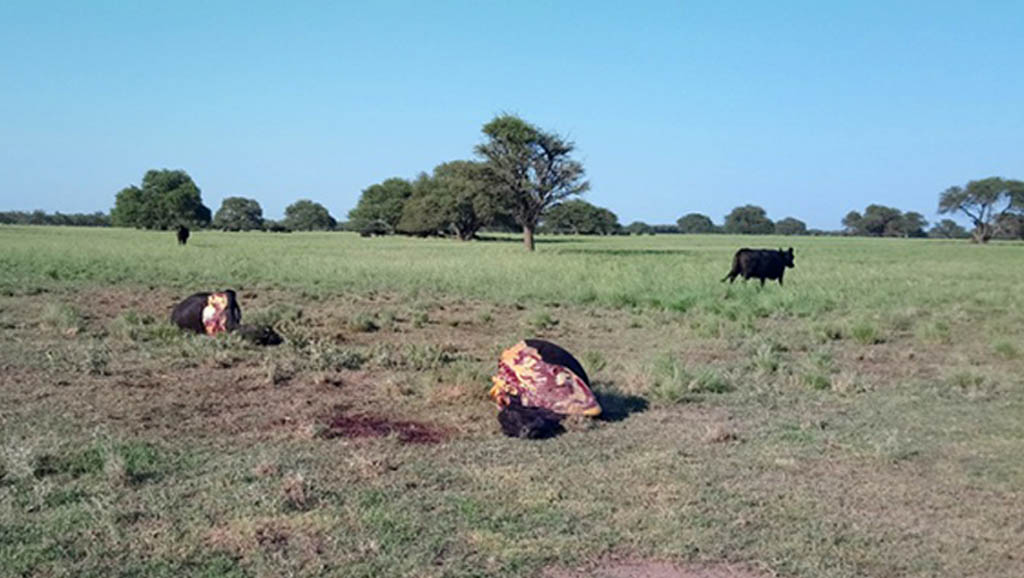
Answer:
[781,247,795,268]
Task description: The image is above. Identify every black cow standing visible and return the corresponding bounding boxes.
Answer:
[722,247,795,287]
[176,225,190,246]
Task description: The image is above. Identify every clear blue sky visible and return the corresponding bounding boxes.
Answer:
[1,0,1021,229]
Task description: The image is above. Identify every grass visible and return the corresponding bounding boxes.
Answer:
[1,226,1023,577]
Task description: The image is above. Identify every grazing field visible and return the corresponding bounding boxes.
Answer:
[1,225,1023,578]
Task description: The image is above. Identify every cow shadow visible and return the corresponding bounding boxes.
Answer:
[593,385,649,423]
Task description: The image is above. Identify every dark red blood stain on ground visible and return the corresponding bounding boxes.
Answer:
[318,409,447,444]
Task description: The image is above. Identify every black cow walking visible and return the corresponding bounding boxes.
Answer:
[722,247,795,287]
[176,225,190,246]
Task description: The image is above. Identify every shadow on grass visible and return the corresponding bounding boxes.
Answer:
[595,389,649,422]
[555,248,695,257]
[475,235,587,244]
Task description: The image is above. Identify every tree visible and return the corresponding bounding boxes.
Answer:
[893,211,927,238]
[348,177,413,235]
[676,213,716,234]
[723,205,773,234]
[625,221,653,235]
[842,204,922,237]
[110,169,211,229]
[284,200,336,231]
[841,211,863,235]
[995,213,1024,239]
[774,217,807,236]
[213,197,264,231]
[397,161,505,240]
[475,114,589,251]
[938,177,1024,243]
[929,219,968,239]
[541,200,620,235]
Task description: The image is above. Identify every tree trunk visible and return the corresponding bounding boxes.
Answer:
[523,224,535,251]
[972,224,992,244]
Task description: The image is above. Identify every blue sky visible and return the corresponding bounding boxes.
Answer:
[1,0,1021,229]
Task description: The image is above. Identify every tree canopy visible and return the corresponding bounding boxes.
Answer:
[110,169,211,229]
[842,204,927,237]
[938,177,1024,243]
[348,178,413,235]
[541,200,620,235]
[475,114,589,251]
[284,200,336,231]
[723,205,773,235]
[774,217,808,236]
[929,219,969,239]
[397,161,505,240]
[676,213,716,234]
[625,221,653,235]
[213,197,264,231]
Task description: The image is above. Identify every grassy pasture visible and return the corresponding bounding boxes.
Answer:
[1,225,1023,577]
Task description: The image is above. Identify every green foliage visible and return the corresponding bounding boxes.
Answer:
[851,321,884,344]
[110,169,211,229]
[648,355,732,404]
[774,217,808,236]
[624,221,653,235]
[0,210,109,226]
[723,205,774,234]
[475,114,589,250]
[842,204,927,237]
[939,177,1024,243]
[929,218,969,239]
[284,199,336,231]
[676,213,716,234]
[349,178,413,235]
[397,161,504,240]
[212,197,264,231]
[541,199,620,235]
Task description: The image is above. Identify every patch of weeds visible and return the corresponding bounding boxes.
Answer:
[32,447,105,478]
[348,313,379,333]
[83,339,112,375]
[246,303,303,328]
[265,358,298,385]
[993,341,1019,360]
[581,350,607,374]
[802,372,832,390]
[477,311,493,324]
[412,311,429,328]
[916,319,951,344]
[817,322,844,342]
[378,310,398,331]
[527,311,559,331]
[945,371,998,399]
[850,321,884,345]
[111,311,182,344]
[116,441,166,485]
[647,355,732,404]
[39,302,84,336]
[370,343,459,371]
[308,340,366,371]
[281,472,313,512]
[752,342,782,374]
[43,488,87,508]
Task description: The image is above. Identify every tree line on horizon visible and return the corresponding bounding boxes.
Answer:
[6,124,1022,244]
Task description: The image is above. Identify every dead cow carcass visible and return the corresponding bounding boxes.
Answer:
[721,247,795,287]
[170,290,282,345]
[490,339,601,438]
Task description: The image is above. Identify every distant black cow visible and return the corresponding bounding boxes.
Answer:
[176,225,190,245]
[722,247,795,287]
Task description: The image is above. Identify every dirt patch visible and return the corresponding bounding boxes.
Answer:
[546,561,770,578]
[317,406,448,444]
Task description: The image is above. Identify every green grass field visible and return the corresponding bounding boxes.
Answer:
[1,226,1023,577]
